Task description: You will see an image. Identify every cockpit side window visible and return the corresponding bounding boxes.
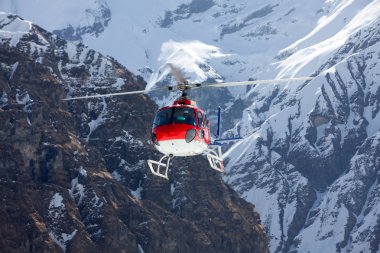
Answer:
[197,111,203,127]
[203,115,209,129]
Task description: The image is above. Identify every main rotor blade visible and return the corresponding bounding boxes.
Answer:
[62,90,146,101]
[166,63,187,84]
[62,86,169,101]
[198,77,313,88]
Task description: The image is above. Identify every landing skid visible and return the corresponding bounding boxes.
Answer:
[147,147,224,179]
[205,145,224,172]
[147,155,172,179]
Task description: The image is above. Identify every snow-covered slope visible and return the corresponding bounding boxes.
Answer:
[2,1,380,252]
[224,17,380,252]
[2,0,378,103]
[0,0,361,81]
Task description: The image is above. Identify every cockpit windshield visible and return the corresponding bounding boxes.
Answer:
[153,107,196,127]
[153,108,172,127]
[172,108,196,125]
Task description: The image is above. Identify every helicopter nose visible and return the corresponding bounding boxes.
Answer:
[167,125,188,138]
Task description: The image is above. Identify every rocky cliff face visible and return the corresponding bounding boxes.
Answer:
[0,14,268,253]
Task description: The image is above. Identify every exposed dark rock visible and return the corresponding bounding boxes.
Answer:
[52,2,111,40]
[220,4,278,37]
[158,0,215,28]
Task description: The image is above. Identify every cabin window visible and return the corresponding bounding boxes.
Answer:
[153,107,196,127]
[204,115,209,129]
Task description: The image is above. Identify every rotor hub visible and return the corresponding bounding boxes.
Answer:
[177,81,192,91]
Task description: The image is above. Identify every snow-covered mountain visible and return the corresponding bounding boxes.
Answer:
[2,0,366,82]
[224,22,380,252]
[1,1,380,252]
[0,13,267,253]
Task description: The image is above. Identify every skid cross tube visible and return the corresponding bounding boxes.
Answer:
[205,146,224,173]
[147,155,172,179]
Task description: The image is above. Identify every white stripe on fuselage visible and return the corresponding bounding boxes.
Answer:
[155,139,207,157]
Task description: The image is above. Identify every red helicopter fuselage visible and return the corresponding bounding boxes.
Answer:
[151,98,211,157]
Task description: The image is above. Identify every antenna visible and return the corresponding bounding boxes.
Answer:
[216,106,221,140]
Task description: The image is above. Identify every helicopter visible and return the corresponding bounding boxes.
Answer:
[64,63,313,179]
